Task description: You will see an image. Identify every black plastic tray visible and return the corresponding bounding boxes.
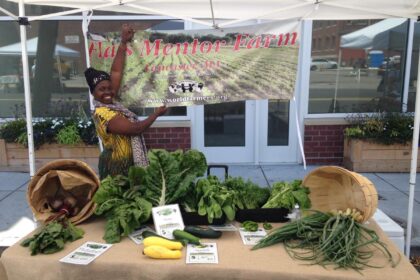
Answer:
[181,211,227,225]
[235,208,290,223]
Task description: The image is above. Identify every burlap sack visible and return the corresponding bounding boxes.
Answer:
[27,159,100,225]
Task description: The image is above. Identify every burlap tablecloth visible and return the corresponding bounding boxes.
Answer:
[1,218,419,280]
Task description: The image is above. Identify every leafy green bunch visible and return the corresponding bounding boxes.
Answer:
[262,180,311,210]
[344,112,414,145]
[224,176,270,209]
[93,173,152,243]
[195,176,238,223]
[21,219,84,255]
[135,149,208,207]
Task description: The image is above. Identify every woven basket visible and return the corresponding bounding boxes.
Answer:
[302,166,378,222]
[27,159,100,225]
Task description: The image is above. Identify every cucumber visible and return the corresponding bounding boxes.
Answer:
[184,226,222,239]
[172,229,201,245]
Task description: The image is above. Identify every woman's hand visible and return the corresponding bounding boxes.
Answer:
[121,24,135,44]
[154,106,168,117]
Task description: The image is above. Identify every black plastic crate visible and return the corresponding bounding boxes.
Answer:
[181,211,227,225]
[235,208,290,223]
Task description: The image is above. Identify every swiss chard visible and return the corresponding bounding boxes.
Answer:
[93,174,152,243]
[134,149,207,207]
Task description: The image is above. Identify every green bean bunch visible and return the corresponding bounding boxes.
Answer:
[253,210,400,272]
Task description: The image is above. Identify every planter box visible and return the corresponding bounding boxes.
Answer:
[343,138,420,172]
[0,139,99,172]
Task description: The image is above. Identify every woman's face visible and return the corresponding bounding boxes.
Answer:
[93,80,114,104]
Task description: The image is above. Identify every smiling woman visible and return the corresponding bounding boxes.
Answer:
[86,24,167,179]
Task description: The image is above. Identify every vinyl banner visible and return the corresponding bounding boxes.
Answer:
[89,20,300,108]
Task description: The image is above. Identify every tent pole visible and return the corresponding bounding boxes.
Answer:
[406,42,420,257]
[18,0,35,177]
[402,19,414,113]
[333,49,342,113]
[0,6,18,19]
[82,11,103,152]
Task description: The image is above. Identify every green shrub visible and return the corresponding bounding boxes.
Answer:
[345,112,414,145]
[0,119,26,143]
[56,125,82,145]
[0,116,97,148]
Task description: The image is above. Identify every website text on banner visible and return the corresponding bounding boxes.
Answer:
[89,20,300,108]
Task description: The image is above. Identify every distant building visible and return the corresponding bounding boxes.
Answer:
[311,20,380,67]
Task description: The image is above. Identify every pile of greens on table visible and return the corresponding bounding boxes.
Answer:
[93,149,208,243]
[93,148,312,242]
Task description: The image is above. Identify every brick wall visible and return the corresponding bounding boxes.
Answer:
[304,124,348,165]
[143,127,191,151]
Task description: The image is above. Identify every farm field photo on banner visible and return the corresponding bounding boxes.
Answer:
[89,20,300,108]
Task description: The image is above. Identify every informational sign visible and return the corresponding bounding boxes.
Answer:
[151,204,184,239]
[128,225,154,245]
[239,228,267,246]
[60,242,112,265]
[89,19,300,108]
[186,243,219,264]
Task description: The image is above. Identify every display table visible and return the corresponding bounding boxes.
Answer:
[1,217,419,280]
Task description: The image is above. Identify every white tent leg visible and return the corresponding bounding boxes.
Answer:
[402,19,414,113]
[406,43,420,257]
[18,0,35,177]
[332,49,342,113]
[82,11,103,152]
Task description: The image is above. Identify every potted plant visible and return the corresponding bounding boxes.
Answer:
[0,117,99,171]
[343,112,418,172]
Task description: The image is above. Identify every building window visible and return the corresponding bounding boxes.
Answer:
[0,19,187,118]
[309,19,409,114]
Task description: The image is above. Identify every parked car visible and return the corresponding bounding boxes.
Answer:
[310,58,338,71]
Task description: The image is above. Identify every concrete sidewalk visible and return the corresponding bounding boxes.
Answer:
[0,165,419,249]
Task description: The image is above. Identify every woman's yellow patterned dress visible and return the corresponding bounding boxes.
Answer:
[93,107,133,179]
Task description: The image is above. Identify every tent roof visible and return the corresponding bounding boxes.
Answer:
[6,0,420,25]
[340,18,406,49]
[372,20,420,50]
[0,37,80,57]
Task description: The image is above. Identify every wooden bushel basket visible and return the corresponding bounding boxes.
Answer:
[27,159,100,225]
[302,166,378,223]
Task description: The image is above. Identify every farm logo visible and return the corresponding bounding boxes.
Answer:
[169,80,204,94]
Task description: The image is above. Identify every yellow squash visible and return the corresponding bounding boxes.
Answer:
[143,245,182,259]
[143,236,183,250]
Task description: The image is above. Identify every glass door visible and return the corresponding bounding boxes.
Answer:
[194,101,256,163]
[257,99,298,163]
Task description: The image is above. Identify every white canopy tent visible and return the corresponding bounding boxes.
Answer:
[1,0,420,257]
[340,18,407,49]
[0,37,80,91]
[0,37,80,57]
[372,20,420,50]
